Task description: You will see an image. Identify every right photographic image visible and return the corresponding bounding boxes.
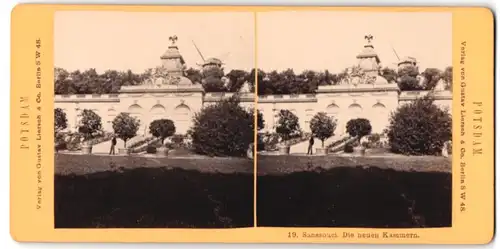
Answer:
[256,11,453,228]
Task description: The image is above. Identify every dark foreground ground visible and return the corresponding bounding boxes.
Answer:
[55,154,253,228]
[257,155,452,228]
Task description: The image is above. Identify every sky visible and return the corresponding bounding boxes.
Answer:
[54,11,255,73]
[55,11,452,75]
[257,11,452,73]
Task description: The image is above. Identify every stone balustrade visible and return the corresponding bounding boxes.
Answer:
[55,94,120,103]
[258,94,317,103]
[203,92,255,102]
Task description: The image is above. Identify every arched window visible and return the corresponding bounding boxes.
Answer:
[128,104,143,113]
[128,104,143,121]
[174,104,191,134]
[326,104,340,118]
[304,109,314,130]
[150,104,166,121]
[372,103,386,112]
[106,107,117,131]
[348,103,363,118]
[371,103,387,133]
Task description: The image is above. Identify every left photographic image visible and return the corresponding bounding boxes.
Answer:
[53,11,256,228]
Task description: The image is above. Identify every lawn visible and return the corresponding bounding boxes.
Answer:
[55,154,253,228]
[257,155,452,228]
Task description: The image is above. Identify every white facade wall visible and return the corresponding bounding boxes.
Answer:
[258,88,452,136]
[55,90,452,136]
[55,92,255,135]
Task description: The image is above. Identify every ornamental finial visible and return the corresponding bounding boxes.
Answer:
[169,35,178,45]
[364,34,374,44]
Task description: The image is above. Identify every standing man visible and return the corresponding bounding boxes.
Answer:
[307,136,314,155]
[109,135,117,155]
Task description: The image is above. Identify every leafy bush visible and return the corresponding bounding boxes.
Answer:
[445,141,452,155]
[344,143,354,153]
[149,119,176,145]
[421,68,443,90]
[112,113,140,148]
[344,139,360,153]
[253,109,265,131]
[190,97,253,157]
[368,133,381,144]
[386,97,452,155]
[170,134,185,145]
[361,133,386,149]
[346,118,372,140]
[259,132,280,151]
[146,145,157,154]
[65,133,83,151]
[309,112,336,148]
[55,108,68,133]
[55,132,67,152]
[275,109,301,143]
[77,109,102,141]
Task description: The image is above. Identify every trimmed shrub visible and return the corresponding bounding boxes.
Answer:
[112,113,140,148]
[344,143,354,153]
[190,97,253,157]
[386,97,452,155]
[275,109,301,143]
[346,118,372,140]
[149,119,176,145]
[309,112,336,148]
[146,145,157,154]
[78,109,102,141]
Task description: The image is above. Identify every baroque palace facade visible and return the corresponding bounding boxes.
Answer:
[257,37,452,135]
[55,36,452,136]
[55,38,255,135]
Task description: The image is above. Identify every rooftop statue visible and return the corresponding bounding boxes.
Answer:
[169,35,178,46]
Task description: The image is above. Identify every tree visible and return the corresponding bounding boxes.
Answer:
[112,113,140,147]
[54,68,72,94]
[380,67,398,83]
[398,75,422,91]
[346,118,372,141]
[442,66,453,91]
[275,109,301,142]
[226,69,249,92]
[397,64,422,91]
[54,108,68,133]
[201,66,226,92]
[398,65,419,77]
[251,109,265,131]
[189,97,253,157]
[77,109,102,141]
[421,68,443,90]
[309,112,336,147]
[185,67,203,84]
[149,119,176,145]
[386,97,452,155]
